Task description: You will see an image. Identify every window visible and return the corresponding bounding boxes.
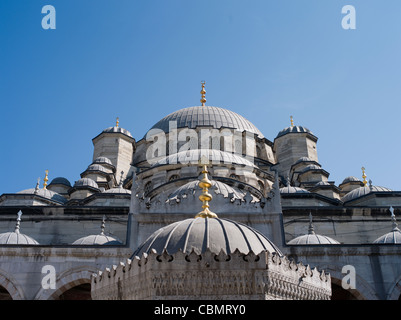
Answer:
[144,181,153,196]
[169,175,179,182]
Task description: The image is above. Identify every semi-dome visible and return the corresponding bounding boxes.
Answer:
[48,177,71,187]
[147,106,264,138]
[17,188,67,204]
[167,180,257,202]
[301,164,322,173]
[341,185,392,203]
[152,149,257,168]
[85,164,109,173]
[276,126,313,139]
[132,217,283,258]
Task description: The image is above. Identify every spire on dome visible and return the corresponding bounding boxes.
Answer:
[200,81,206,106]
[15,210,23,234]
[116,117,119,128]
[195,158,217,219]
[390,206,399,231]
[361,167,367,186]
[308,212,315,235]
[43,170,49,190]
[290,115,294,127]
[100,215,106,235]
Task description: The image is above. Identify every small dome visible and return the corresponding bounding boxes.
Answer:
[102,126,133,138]
[93,157,114,167]
[314,181,331,186]
[341,186,392,202]
[132,217,283,258]
[48,177,71,187]
[72,217,122,245]
[85,164,109,173]
[0,232,39,245]
[276,126,313,139]
[287,213,339,245]
[301,164,322,173]
[280,186,310,194]
[373,207,401,244]
[288,233,340,245]
[295,157,312,164]
[373,229,401,244]
[341,176,361,184]
[17,188,67,204]
[168,180,257,202]
[72,234,122,245]
[73,178,99,190]
[0,211,39,245]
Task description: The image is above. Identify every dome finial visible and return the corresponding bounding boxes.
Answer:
[119,171,124,187]
[43,170,49,190]
[116,117,119,128]
[308,212,315,235]
[15,210,23,234]
[34,177,40,194]
[195,157,218,219]
[361,167,367,186]
[200,81,206,106]
[101,215,106,235]
[290,115,294,127]
[390,206,399,231]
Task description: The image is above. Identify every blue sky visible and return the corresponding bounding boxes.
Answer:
[0,0,400,194]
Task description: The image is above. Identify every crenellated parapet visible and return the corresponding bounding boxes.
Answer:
[91,249,331,300]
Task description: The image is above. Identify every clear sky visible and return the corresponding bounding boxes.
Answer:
[0,0,400,195]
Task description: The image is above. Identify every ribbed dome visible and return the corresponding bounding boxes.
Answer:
[276,126,313,139]
[93,157,114,167]
[148,106,264,138]
[280,186,310,194]
[73,178,99,190]
[72,234,122,245]
[17,188,67,204]
[341,186,392,202]
[0,231,39,245]
[288,233,340,245]
[152,149,256,168]
[102,126,133,138]
[168,180,257,202]
[373,229,401,244]
[341,176,361,184]
[0,211,39,245]
[132,217,283,258]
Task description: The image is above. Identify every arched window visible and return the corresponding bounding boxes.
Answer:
[144,181,153,196]
[229,174,239,180]
[169,174,179,182]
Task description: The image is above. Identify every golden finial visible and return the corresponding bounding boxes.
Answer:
[290,115,294,127]
[195,160,218,219]
[200,81,206,106]
[43,170,49,190]
[116,117,119,128]
[361,167,367,186]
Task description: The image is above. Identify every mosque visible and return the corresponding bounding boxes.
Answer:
[0,82,400,300]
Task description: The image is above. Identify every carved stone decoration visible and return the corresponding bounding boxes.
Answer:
[91,249,331,300]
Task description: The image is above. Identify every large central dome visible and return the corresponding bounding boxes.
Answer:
[149,106,264,138]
